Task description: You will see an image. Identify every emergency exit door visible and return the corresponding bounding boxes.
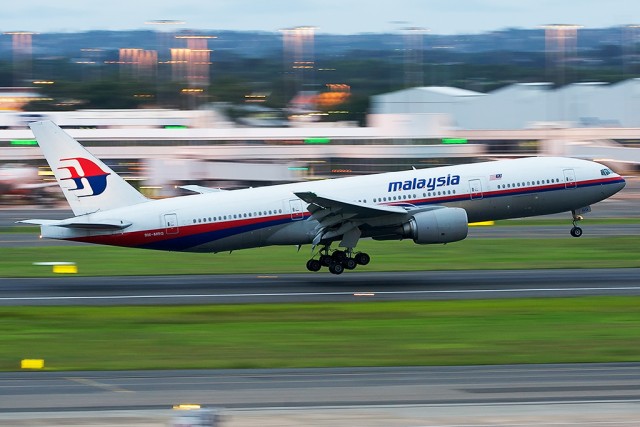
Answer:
[164,213,179,234]
[563,169,577,189]
[469,179,483,200]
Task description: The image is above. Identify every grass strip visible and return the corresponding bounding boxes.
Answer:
[1,236,639,277]
[1,297,639,371]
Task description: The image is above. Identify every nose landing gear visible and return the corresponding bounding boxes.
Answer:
[570,210,583,237]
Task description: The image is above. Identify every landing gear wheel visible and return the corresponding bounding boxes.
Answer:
[344,258,357,270]
[329,262,344,275]
[319,254,332,267]
[570,226,583,238]
[332,250,347,262]
[354,252,371,266]
[306,259,321,272]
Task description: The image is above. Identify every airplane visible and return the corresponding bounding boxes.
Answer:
[20,120,626,275]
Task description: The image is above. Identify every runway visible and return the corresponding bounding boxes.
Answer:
[1,268,639,306]
[1,364,639,425]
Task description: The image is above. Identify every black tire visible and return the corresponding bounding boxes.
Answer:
[329,262,344,275]
[570,226,583,237]
[344,258,357,270]
[354,252,371,266]
[319,254,332,266]
[306,259,321,272]
[332,250,347,262]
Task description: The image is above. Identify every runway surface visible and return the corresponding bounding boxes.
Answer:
[2,363,640,411]
[1,364,639,425]
[1,268,639,306]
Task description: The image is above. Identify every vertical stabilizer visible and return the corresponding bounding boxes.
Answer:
[29,121,148,216]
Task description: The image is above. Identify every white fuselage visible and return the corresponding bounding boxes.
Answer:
[40,156,626,253]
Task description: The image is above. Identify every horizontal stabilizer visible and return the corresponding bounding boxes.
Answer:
[18,218,131,230]
[17,219,59,226]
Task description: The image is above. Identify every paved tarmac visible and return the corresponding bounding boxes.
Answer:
[1,268,639,306]
[1,364,639,426]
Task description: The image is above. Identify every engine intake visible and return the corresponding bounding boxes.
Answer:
[402,208,468,244]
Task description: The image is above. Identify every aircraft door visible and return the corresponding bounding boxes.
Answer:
[164,213,179,234]
[469,179,483,200]
[289,199,305,220]
[563,169,577,189]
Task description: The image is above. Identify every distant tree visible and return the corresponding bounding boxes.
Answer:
[209,76,252,104]
[0,62,12,86]
[340,93,370,126]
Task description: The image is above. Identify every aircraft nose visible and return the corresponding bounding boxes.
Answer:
[610,176,626,196]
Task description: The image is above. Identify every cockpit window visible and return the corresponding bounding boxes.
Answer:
[601,168,613,176]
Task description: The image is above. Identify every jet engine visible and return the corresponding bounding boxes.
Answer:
[400,207,468,244]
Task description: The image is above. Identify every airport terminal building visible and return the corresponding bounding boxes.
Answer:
[1,79,639,196]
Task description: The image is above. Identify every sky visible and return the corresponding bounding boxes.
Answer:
[1,0,638,35]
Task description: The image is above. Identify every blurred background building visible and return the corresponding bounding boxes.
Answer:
[0,25,639,201]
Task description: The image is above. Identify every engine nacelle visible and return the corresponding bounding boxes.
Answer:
[401,208,468,244]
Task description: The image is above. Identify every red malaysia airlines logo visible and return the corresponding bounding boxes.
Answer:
[58,157,110,197]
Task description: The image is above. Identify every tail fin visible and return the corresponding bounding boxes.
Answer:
[29,121,147,216]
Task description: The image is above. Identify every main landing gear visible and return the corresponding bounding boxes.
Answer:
[570,210,583,238]
[306,246,370,275]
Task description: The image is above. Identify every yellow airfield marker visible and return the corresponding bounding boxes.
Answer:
[33,262,78,274]
[21,359,45,369]
[52,264,78,274]
[469,221,495,226]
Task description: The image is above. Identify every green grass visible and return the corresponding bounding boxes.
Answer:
[2,298,639,371]
[1,236,638,277]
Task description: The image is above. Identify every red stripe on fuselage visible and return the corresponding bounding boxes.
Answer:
[67,213,295,247]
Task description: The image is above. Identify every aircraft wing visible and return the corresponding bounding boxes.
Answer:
[294,191,410,246]
[294,191,407,219]
[179,185,227,194]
